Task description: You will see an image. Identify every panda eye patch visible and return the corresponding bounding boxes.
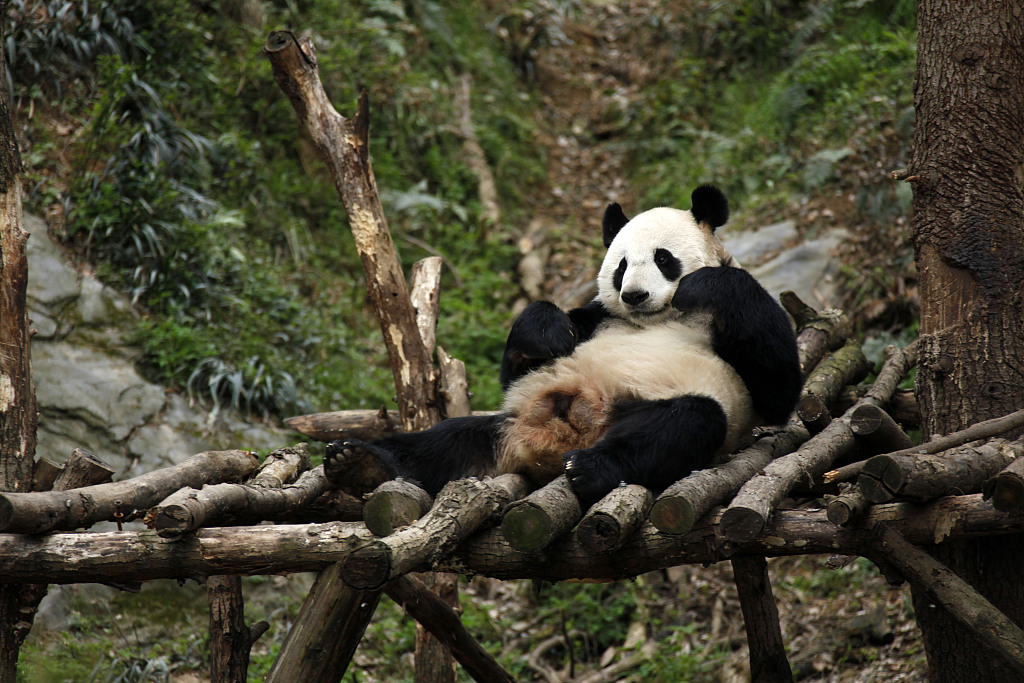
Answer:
[653,248,682,280]
[612,257,627,292]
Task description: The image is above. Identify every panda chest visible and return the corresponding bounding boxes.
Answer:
[567,321,724,401]
[503,319,740,415]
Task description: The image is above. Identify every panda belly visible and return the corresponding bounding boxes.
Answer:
[497,319,753,483]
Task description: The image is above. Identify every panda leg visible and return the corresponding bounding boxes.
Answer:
[563,396,728,506]
[326,414,504,497]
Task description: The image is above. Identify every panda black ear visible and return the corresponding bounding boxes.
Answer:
[602,203,630,247]
[690,185,729,231]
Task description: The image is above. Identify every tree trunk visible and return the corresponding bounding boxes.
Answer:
[909,2,1024,680]
[0,4,40,678]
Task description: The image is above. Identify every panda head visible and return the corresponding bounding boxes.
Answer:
[597,185,734,325]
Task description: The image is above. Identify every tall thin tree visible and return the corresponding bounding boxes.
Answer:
[0,1,42,679]
[909,1,1024,680]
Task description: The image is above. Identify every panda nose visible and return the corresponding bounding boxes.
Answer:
[621,289,649,306]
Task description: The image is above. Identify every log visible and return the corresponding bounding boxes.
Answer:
[343,474,530,590]
[0,450,258,534]
[573,484,653,554]
[796,394,831,435]
[363,478,434,537]
[835,386,920,430]
[385,574,516,683]
[438,346,471,419]
[870,524,1024,677]
[858,438,1024,504]
[250,443,309,488]
[721,342,917,542]
[264,563,382,683]
[284,408,501,442]
[501,475,582,552]
[779,293,852,378]
[850,404,912,454]
[269,488,364,523]
[826,487,871,526]
[151,464,327,538]
[825,405,1024,484]
[800,339,873,404]
[208,575,269,683]
[649,424,810,535]
[0,494,1020,584]
[31,458,63,492]
[984,457,1024,513]
[731,555,793,682]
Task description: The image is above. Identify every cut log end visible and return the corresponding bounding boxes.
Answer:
[720,506,767,542]
[342,541,393,591]
[363,480,433,537]
[649,496,697,535]
[501,504,553,552]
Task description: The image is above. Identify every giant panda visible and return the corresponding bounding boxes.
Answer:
[325,185,802,506]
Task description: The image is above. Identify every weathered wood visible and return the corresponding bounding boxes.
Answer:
[285,407,403,442]
[0,450,258,534]
[0,494,1020,584]
[152,448,321,537]
[796,393,831,435]
[834,386,920,430]
[800,339,873,404]
[52,448,116,489]
[649,424,810,535]
[826,406,1024,485]
[264,563,382,683]
[859,438,1024,504]
[871,524,1024,678]
[850,404,912,454]
[269,488,364,523]
[0,35,36,678]
[573,484,653,554]
[31,458,62,492]
[826,487,871,526]
[731,555,793,682]
[722,342,917,542]
[386,573,515,683]
[409,257,442,355]
[363,478,434,537]
[413,570,458,683]
[343,474,530,590]
[250,443,310,488]
[438,346,472,419]
[984,457,1024,513]
[501,475,582,552]
[779,293,851,378]
[208,575,269,683]
[264,31,438,433]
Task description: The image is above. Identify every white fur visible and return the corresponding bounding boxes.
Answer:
[597,207,736,325]
[496,203,752,483]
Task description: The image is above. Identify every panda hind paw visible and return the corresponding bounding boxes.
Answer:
[563,448,622,509]
[324,439,396,496]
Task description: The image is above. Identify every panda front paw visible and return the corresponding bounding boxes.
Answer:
[324,439,397,497]
[563,447,623,509]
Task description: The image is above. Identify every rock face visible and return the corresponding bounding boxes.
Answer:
[24,214,290,478]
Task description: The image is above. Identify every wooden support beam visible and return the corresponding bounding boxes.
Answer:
[732,556,793,682]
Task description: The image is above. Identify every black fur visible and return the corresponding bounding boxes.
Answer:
[500,300,610,389]
[672,266,801,424]
[654,248,682,281]
[602,203,630,247]
[326,414,504,497]
[689,185,729,230]
[563,395,727,507]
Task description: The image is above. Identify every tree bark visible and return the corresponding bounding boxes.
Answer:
[0,7,39,673]
[208,575,269,683]
[909,2,1024,680]
[0,449,259,534]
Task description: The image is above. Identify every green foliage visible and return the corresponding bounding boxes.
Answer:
[631,0,915,209]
